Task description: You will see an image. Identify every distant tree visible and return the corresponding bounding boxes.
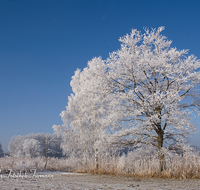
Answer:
[8,135,26,157]
[8,133,62,158]
[44,133,62,169]
[23,139,42,158]
[0,142,4,157]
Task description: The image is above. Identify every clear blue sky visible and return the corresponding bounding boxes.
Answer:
[0,0,200,152]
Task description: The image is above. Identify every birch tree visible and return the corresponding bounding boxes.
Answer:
[60,58,109,170]
[85,27,200,171]
[44,133,62,169]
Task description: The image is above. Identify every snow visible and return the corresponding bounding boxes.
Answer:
[0,172,200,189]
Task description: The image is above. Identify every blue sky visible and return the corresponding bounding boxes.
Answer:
[0,0,200,152]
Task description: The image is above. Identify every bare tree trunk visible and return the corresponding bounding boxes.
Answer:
[94,147,99,171]
[94,111,99,171]
[94,129,99,171]
[157,131,166,172]
[44,135,48,169]
[82,126,87,167]
[83,143,87,167]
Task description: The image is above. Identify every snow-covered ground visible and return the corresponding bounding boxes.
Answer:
[0,172,200,190]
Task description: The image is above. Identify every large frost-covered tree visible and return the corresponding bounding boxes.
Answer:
[57,26,200,172]
[72,27,200,171]
[104,27,200,171]
[58,60,109,170]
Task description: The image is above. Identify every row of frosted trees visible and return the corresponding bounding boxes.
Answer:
[6,27,200,173]
[54,26,200,172]
[8,133,62,158]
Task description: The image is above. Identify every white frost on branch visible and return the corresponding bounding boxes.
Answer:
[58,26,200,171]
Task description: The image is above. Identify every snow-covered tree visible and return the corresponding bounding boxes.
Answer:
[23,139,42,158]
[8,133,62,158]
[65,27,199,172]
[88,26,200,171]
[57,59,110,170]
[44,133,62,169]
[53,125,85,159]
[0,142,4,157]
[8,135,26,157]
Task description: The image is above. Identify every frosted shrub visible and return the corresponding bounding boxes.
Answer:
[0,156,70,173]
[0,146,200,178]
[116,145,159,176]
[113,145,200,178]
[117,154,126,172]
[75,144,200,178]
[0,156,15,173]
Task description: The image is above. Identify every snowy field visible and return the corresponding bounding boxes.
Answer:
[0,172,200,190]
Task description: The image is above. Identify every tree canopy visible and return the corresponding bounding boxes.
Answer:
[59,26,200,171]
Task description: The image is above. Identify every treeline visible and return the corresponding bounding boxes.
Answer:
[1,130,200,178]
[8,133,62,158]
[0,141,200,179]
[7,130,129,159]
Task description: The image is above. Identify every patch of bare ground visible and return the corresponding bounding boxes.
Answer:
[0,172,200,190]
